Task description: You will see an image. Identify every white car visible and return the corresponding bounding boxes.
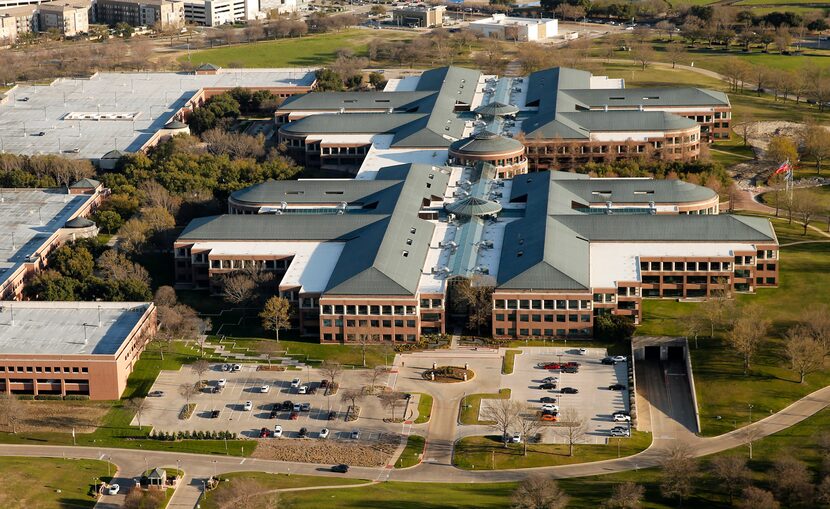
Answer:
[578,348,587,355]
[290,378,301,388]
[217,379,227,387]
[293,403,302,412]
[511,432,522,443]
[319,428,330,439]
[613,414,632,422]
[611,355,627,363]
[610,427,630,437]
[107,484,120,495]
[232,364,242,372]
[243,401,253,411]
[298,385,308,394]
[273,425,283,438]
[260,385,270,393]
[541,403,559,413]
[542,376,559,383]
[350,429,360,440]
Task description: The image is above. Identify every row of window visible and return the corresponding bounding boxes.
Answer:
[642,275,725,285]
[593,293,615,303]
[321,304,417,315]
[735,256,755,266]
[640,261,733,272]
[757,250,776,260]
[323,333,417,342]
[0,366,88,374]
[420,298,443,308]
[493,299,591,310]
[495,328,592,337]
[210,259,290,270]
[321,146,370,156]
[495,313,592,323]
[323,319,417,328]
[756,264,776,272]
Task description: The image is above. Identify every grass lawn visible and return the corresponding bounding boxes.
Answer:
[637,223,830,436]
[502,350,521,375]
[181,30,413,68]
[0,457,113,509]
[709,135,756,167]
[201,472,367,509]
[758,186,830,227]
[459,389,511,425]
[453,432,652,470]
[414,393,433,424]
[395,435,426,468]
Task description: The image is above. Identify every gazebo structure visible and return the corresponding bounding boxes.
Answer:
[444,196,502,218]
[146,468,167,489]
[474,101,519,118]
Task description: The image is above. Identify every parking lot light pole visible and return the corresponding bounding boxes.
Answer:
[748,403,753,425]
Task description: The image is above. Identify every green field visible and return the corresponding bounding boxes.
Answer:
[501,349,521,374]
[0,457,113,509]
[459,389,511,425]
[759,185,830,214]
[181,30,414,68]
[201,472,367,509]
[637,219,830,436]
[396,435,426,468]
[414,393,433,424]
[453,431,652,470]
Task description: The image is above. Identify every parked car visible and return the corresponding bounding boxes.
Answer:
[259,427,270,438]
[107,484,120,495]
[538,383,557,390]
[210,409,220,418]
[612,410,631,418]
[148,390,164,397]
[300,402,311,412]
[610,427,630,437]
[298,385,308,394]
[298,427,308,438]
[350,429,360,440]
[331,464,349,473]
[539,363,562,370]
[290,411,299,420]
[260,385,270,393]
[319,428,330,439]
[217,379,227,387]
[542,376,559,383]
[541,403,559,413]
[328,411,337,420]
[562,366,579,374]
[577,348,587,355]
[560,387,579,394]
[601,357,616,365]
[243,401,253,411]
[613,414,632,422]
[269,406,279,419]
[282,400,293,411]
[608,384,626,391]
[540,396,557,403]
[511,432,522,443]
[290,378,301,388]
[231,364,242,372]
[273,425,283,437]
[293,403,302,412]
[541,413,558,422]
[564,361,580,368]
[611,355,627,363]
[222,363,231,371]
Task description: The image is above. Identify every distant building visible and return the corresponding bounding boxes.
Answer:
[38,0,89,37]
[0,4,38,44]
[93,0,185,29]
[260,0,303,14]
[183,0,259,26]
[392,4,443,28]
[469,14,558,42]
[0,301,157,400]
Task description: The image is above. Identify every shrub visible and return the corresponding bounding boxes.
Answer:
[594,315,636,341]
[34,394,63,400]
[64,395,90,400]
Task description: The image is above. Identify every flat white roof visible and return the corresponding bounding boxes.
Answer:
[589,242,757,288]
[356,134,449,180]
[0,302,151,356]
[0,69,316,160]
[0,188,95,288]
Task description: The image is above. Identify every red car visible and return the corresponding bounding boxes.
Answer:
[290,411,299,420]
[544,363,563,370]
[259,427,270,438]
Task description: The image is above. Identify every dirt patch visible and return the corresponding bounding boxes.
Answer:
[10,401,111,433]
[252,436,399,467]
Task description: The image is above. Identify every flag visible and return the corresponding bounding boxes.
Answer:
[773,160,791,175]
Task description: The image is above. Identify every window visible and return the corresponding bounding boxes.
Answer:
[421,299,430,308]
[383,320,391,327]
[568,300,578,309]
[370,305,381,315]
[520,314,529,322]
[371,320,379,327]
[431,299,442,308]
[407,320,416,327]
[347,320,356,327]
[323,319,332,327]
[395,320,404,327]
[532,315,542,322]
[496,314,505,321]
[495,300,505,309]
[495,328,505,336]
[519,300,530,309]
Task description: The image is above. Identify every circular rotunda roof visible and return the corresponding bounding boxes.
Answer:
[474,101,519,117]
[65,217,95,229]
[444,196,503,218]
[449,131,524,156]
[164,120,189,130]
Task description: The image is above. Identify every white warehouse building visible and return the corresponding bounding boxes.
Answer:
[183,0,259,26]
[469,14,558,42]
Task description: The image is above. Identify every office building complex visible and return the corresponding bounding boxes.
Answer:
[93,0,184,28]
[183,0,260,26]
[469,14,558,42]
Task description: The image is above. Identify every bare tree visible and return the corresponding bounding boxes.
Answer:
[340,388,364,419]
[221,272,256,305]
[320,360,343,388]
[192,359,210,380]
[735,486,780,509]
[802,305,830,350]
[727,303,770,374]
[554,408,588,457]
[709,455,751,503]
[607,482,645,509]
[799,120,830,174]
[515,406,544,456]
[685,314,706,349]
[0,394,25,433]
[126,398,148,429]
[769,456,815,506]
[257,340,283,367]
[792,190,823,235]
[378,391,404,421]
[481,398,522,448]
[511,475,569,509]
[179,382,199,404]
[631,41,655,70]
[784,324,827,383]
[659,443,698,507]
[356,333,372,368]
[454,274,496,335]
[154,286,178,308]
[366,365,387,394]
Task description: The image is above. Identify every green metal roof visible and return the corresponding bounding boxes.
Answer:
[280,113,425,136]
[561,111,697,131]
[556,177,717,205]
[444,196,503,218]
[565,87,730,108]
[449,131,524,155]
[556,214,776,242]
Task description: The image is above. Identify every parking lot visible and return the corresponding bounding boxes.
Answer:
[138,363,410,443]
[484,347,630,442]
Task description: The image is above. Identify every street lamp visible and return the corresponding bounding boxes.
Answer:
[748,403,754,424]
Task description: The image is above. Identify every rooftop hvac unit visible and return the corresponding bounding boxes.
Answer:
[474,266,490,274]
[479,240,494,249]
[440,240,458,249]
[491,191,502,198]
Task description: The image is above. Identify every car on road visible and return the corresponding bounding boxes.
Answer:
[610,426,630,437]
[611,356,627,363]
[300,402,311,412]
[260,385,270,393]
[298,427,308,438]
[148,390,164,397]
[243,401,253,411]
[608,384,626,391]
[328,411,337,420]
[273,425,283,437]
[542,376,559,383]
[538,383,557,390]
[281,400,293,411]
[290,411,299,420]
[613,414,632,422]
[107,484,120,495]
[540,396,557,403]
[331,464,349,473]
[290,378,301,388]
[541,403,559,413]
[319,428,330,439]
[232,364,242,372]
[560,387,579,394]
[601,357,616,365]
[578,348,587,355]
[259,427,270,438]
[350,429,360,440]
[217,379,227,387]
[298,385,308,394]
[210,409,221,418]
